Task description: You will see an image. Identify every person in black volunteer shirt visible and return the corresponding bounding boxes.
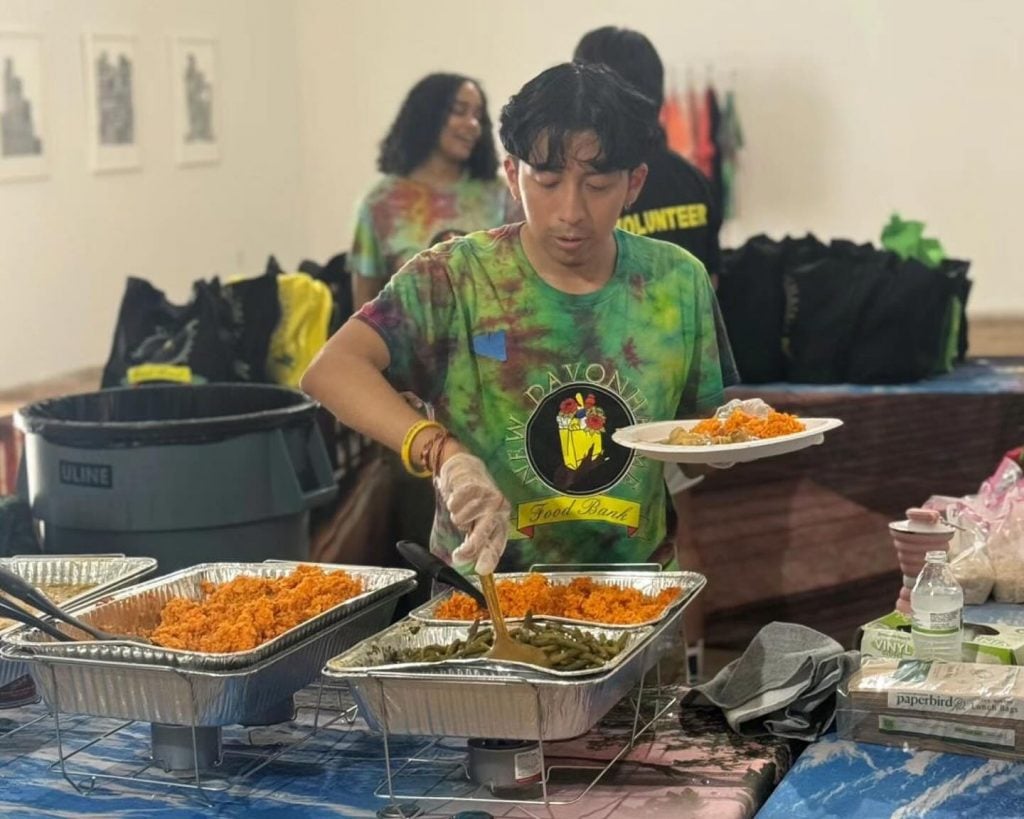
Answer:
[574,27,726,679]
[574,27,722,288]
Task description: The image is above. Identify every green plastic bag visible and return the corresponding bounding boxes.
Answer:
[881,213,946,269]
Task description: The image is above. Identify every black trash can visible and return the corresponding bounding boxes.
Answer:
[14,384,337,573]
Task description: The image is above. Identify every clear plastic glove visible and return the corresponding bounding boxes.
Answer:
[436,453,510,575]
[450,509,509,575]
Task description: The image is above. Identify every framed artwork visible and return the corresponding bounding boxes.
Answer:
[83,32,140,173]
[0,29,47,182]
[171,35,219,166]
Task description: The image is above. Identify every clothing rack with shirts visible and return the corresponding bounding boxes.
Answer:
[660,65,743,221]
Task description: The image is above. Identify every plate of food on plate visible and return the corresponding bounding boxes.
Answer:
[611,398,843,464]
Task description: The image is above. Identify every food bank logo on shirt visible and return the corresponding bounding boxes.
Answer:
[506,365,648,538]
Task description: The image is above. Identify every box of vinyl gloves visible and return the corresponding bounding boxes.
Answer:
[858,612,1024,665]
[963,625,1024,665]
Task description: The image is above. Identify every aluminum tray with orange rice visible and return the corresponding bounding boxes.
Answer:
[5,561,416,668]
[2,561,417,725]
[410,570,706,630]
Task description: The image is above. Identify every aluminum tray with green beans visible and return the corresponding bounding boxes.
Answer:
[326,615,653,678]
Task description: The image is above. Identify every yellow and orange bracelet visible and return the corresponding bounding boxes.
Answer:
[399,419,445,478]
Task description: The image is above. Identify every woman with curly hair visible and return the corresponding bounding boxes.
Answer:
[350,73,515,308]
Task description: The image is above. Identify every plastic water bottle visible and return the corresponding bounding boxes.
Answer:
[910,550,964,662]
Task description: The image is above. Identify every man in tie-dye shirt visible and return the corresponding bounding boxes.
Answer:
[302,62,736,575]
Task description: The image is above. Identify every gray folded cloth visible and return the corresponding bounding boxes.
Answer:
[681,621,861,741]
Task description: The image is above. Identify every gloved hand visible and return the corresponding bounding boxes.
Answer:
[436,453,510,575]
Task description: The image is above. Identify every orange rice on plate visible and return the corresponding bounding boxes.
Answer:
[691,409,805,439]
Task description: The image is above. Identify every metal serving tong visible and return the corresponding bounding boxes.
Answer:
[0,597,75,642]
[396,540,488,609]
[0,565,142,643]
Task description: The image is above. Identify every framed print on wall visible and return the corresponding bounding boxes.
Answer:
[171,35,219,166]
[83,32,141,173]
[0,29,48,182]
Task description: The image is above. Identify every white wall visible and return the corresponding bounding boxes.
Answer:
[0,0,307,388]
[296,0,1024,316]
[2,0,1020,390]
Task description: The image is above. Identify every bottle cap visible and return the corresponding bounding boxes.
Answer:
[890,507,956,537]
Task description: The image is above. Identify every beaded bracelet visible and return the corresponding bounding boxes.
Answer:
[421,429,454,478]
[400,420,444,478]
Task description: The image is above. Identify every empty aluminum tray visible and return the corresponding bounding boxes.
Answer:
[0,554,157,688]
[4,562,416,671]
[410,570,706,628]
[323,614,672,741]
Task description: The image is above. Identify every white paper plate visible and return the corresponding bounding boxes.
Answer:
[611,417,844,464]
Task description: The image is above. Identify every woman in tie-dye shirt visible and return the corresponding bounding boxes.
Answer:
[350,73,516,309]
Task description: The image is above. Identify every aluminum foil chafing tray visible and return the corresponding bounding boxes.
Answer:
[3,562,416,671]
[1,565,415,726]
[0,554,157,688]
[409,570,706,629]
[323,616,662,741]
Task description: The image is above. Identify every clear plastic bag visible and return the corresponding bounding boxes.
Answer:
[988,496,1024,604]
[950,539,994,605]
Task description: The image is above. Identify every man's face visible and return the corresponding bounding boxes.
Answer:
[504,131,647,272]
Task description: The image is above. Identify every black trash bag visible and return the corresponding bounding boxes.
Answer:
[101,275,280,388]
[299,251,352,332]
[720,234,972,386]
[0,496,41,557]
[781,240,887,383]
[264,254,285,278]
[718,234,815,383]
[846,255,963,383]
[102,277,232,387]
[223,274,282,383]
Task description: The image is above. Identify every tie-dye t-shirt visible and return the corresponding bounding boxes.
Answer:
[358,223,737,572]
[349,174,512,283]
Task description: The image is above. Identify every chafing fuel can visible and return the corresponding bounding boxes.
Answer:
[467,738,543,798]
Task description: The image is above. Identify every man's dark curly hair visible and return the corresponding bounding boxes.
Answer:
[499,62,660,172]
[377,73,499,179]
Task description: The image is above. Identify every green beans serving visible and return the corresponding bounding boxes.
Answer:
[381,615,631,671]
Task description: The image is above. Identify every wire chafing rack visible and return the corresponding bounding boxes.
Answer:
[2,565,414,803]
[330,602,691,817]
[41,676,360,802]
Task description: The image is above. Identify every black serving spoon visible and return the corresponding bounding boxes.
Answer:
[0,598,75,642]
[0,565,143,643]
[395,540,488,609]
